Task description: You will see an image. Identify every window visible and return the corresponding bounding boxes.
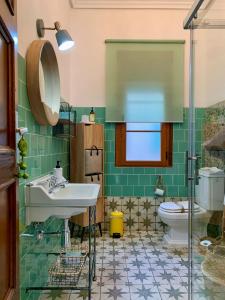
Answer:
[115,123,172,167]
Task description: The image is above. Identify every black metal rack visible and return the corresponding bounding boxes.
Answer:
[22,206,96,300]
[53,101,76,138]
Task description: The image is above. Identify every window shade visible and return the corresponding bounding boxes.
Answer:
[105,40,184,123]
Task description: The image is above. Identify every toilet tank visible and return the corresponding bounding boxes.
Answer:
[196,167,225,211]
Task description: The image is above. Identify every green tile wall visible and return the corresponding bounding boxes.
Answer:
[74,107,205,198]
[18,54,69,299]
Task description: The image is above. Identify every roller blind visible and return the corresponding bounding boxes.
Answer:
[105,40,184,123]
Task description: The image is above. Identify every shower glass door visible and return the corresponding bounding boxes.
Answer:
[184,0,225,299]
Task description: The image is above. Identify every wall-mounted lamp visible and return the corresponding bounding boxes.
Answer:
[36,19,74,51]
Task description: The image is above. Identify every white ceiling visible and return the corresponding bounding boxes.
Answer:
[70,0,195,9]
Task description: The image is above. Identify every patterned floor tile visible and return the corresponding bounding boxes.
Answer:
[130,287,161,300]
[153,269,180,277]
[69,289,100,300]
[39,291,70,300]
[38,231,225,300]
[103,278,129,285]
[128,274,155,285]
[178,270,188,277]
[101,285,130,299]
[103,263,127,270]
[160,292,188,300]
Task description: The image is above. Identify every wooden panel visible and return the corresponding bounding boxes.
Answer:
[84,149,103,175]
[0,31,7,145]
[0,189,9,299]
[0,4,18,299]
[84,174,103,196]
[71,208,89,227]
[70,126,85,183]
[84,124,104,149]
[96,196,104,223]
[223,208,225,239]
[71,197,104,227]
[70,123,104,228]
[70,136,77,182]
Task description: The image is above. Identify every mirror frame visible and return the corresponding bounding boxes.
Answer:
[26,40,60,126]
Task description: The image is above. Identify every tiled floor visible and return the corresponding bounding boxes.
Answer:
[39,231,190,300]
[38,231,225,300]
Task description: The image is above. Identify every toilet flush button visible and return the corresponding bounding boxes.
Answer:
[200,240,212,247]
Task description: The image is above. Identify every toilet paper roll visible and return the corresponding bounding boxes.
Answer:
[155,188,165,196]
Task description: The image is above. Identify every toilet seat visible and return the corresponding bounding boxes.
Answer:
[159,201,200,213]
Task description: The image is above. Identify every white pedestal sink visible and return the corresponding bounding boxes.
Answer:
[25,175,100,225]
[25,175,100,248]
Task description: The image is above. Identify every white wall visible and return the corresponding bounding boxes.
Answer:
[17,0,71,101]
[194,29,225,107]
[17,2,225,109]
[69,9,190,107]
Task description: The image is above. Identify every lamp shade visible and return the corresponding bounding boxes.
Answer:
[55,29,74,51]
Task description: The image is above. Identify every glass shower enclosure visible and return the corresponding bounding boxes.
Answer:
[184,0,225,299]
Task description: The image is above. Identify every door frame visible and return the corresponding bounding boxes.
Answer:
[0,3,18,299]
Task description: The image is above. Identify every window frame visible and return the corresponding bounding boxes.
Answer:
[115,123,173,167]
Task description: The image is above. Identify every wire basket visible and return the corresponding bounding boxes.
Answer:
[48,244,88,286]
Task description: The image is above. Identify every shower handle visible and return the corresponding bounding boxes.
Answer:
[185,151,193,186]
[192,154,201,185]
[185,151,201,186]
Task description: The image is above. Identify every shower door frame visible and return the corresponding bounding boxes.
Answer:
[184,2,205,299]
[184,0,225,299]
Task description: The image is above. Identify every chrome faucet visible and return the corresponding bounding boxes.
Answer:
[48,176,68,193]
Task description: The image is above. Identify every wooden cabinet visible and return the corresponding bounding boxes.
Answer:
[70,124,104,235]
[83,124,104,149]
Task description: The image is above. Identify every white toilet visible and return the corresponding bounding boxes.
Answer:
[158,167,225,245]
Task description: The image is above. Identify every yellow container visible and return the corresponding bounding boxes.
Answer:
[110,211,124,238]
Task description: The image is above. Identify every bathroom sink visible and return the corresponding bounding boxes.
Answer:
[51,184,100,207]
[25,175,100,224]
[26,183,100,207]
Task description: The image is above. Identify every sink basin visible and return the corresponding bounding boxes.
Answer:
[25,206,86,225]
[25,175,100,225]
[53,184,100,205]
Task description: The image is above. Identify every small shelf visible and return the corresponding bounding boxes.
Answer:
[53,102,76,137]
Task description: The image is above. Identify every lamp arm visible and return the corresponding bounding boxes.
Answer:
[42,27,56,31]
[36,19,61,38]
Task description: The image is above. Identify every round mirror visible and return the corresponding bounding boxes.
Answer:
[26,40,60,126]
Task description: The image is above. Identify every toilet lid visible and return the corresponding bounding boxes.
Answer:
[160,201,200,213]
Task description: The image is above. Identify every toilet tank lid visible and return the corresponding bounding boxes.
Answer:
[199,167,225,177]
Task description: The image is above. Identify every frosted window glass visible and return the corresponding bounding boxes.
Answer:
[106,40,184,122]
[126,132,161,161]
[126,123,161,131]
